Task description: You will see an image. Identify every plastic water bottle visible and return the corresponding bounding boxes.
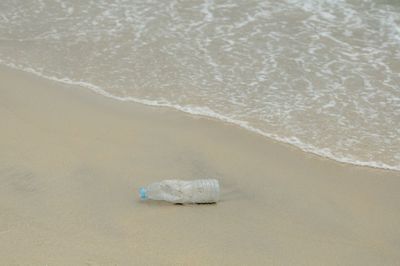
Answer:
[139,179,220,204]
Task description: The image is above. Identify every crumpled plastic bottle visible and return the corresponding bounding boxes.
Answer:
[139,179,220,204]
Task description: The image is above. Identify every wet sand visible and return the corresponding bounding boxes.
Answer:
[0,65,399,265]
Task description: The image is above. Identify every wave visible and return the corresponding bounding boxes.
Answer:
[2,60,398,172]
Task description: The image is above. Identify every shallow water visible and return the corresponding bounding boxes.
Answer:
[0,0,399,170]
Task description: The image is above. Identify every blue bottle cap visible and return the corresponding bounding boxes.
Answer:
[139,188,147,200]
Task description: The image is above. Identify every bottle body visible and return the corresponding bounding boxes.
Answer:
[140,179,220,204]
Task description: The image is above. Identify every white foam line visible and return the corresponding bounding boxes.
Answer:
[1,60,399,172]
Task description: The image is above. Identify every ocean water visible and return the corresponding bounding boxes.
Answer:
[0,0,399,171]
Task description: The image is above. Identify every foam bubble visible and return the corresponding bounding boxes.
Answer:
[0,0,399,172]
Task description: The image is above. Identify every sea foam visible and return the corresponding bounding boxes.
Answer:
[0,0,399,171]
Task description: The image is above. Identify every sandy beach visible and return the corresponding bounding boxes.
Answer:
[0,65,399,265]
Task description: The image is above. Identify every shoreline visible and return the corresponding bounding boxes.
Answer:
[1,62,397,172]
[1,65,399,265]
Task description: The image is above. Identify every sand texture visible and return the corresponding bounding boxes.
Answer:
[0,66,400,265]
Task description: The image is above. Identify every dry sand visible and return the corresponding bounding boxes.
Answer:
[0,66,399,265]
